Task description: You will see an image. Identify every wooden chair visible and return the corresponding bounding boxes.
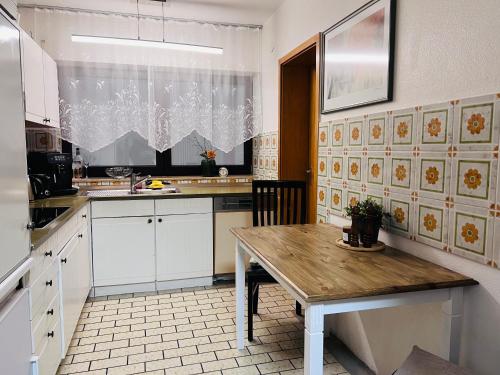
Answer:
[247,180,307,341]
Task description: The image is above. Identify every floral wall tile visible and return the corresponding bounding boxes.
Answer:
[417,102,453,150]
[451,152,497,208]
[347,117,364,147]
[317,185,328,207]
[389,155,415,192]
[449,204,494,264]
[347,155,363,183]
[330,186,343,215]
[330,120,345,148]
[365,189,384,207]
[453,94,499,151]
[416,153,451,201]
[347,190,361,208]
[390,108,417,149]
[366,112,388,150]
[253,132,278,180]
[492,219,500,268]
[367,154,386,186]
[415,198,449,250]
[388,195,414,237]
[318,156,328,177]
[271,133,278,149]
[330,156,344,181]
[319,124,329,147]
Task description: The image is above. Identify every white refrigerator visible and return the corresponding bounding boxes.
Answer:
[0,8,34,375]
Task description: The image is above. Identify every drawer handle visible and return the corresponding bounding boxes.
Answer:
[82,214,87,218]
[44,251,53,257]
[61,258,67,264]
[158,218,163,223]
[47,331,54,338]
[46,280,53,286]
[78,234,83,238]
[148,219,153,224]
[47,309,54,315]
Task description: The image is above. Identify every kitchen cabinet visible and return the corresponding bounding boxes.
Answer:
[21,30,60,127]
[59,227,91,355]
[0,0,18,20]
[156,213,213,282]
[92,216,156,287]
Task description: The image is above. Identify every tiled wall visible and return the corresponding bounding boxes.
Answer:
[252,131,279,180]
[74,176,252,187]
[317,93,500,269]
[25,126,62,152]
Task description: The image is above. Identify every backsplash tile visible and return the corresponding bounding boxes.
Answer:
[25,125,62,152]
[253,132,278,180]
[319,92,500,269]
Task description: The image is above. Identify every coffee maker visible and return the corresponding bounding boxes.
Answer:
[27,152,78,197]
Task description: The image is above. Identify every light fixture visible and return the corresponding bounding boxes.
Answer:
[71,0,223,55]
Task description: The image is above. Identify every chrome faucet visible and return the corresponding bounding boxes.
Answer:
[130,173,151,194]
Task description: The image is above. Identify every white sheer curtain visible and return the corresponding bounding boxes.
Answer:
[28,8,262,153]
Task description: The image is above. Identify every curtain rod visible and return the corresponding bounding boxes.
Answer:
[18,4,263,29]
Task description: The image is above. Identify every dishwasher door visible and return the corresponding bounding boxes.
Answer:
[214,196,253,279]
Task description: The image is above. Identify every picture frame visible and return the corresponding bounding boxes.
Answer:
[321,0,397,114]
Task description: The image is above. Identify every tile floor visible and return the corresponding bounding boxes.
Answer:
[58,284,349,375]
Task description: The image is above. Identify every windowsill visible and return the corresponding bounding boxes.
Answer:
[73,175,253,187]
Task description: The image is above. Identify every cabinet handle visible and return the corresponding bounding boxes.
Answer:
[26,222,36,231]
[46,280,53,286]
[158,218,163,223]
[61,258,67,264]
[47,331,54,338]
[44,251,53,257]
[148,219,153,224]
[46,118,51,123]
[78,233,83,238]
[47,309,54,315]
[82,214,87,218]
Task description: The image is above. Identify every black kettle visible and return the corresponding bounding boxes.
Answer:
[29,174,52,200]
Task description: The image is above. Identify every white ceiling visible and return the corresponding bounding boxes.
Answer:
[18,0,285,24]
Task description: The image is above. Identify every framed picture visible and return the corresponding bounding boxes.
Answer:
[321,0,396,114]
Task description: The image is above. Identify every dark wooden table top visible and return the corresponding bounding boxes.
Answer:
[231,224,478,303]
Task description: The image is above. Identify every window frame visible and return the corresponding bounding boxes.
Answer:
[62,139,253,177]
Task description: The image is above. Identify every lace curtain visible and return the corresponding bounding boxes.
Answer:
[27,8,262,153]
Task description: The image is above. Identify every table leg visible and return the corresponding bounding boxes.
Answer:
[304,304,324,375]
[235,240,245,350]
[442,287,463,364]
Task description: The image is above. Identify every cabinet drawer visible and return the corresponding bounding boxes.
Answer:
[37,320,62,375]
[30,236,57,283]
[30,260,59,323]
[77,205,89,227]
[155,198,213,215]
[32,293,60,355]
[92,200,155,218]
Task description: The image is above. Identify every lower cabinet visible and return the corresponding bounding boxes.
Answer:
[92,216,156,286]
[59,227,91,355]
[156,213,213,282]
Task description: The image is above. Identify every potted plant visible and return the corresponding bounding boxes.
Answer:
[195,137,217,177]
[345,198,389,248]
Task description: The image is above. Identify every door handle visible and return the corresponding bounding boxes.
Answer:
[46,280,53,286]
[305,169,311,174]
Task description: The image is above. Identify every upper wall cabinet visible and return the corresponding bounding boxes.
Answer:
[21,31,60,128]
[0,0,18,21]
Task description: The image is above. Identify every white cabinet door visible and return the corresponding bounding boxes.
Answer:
[92,216,156,287]
[156,213,213,282]
[21,30,45,124]
[59,228,91,355]
[42,50,60,128]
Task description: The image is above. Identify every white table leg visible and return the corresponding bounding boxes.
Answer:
[442,287,463,364]
[235,240,245,350]
[304,304,324,375]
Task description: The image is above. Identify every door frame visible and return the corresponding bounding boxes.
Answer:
[278,34,320,223]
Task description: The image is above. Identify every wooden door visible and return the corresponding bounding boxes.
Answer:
[155,213,213,281]
[278,35,320,223]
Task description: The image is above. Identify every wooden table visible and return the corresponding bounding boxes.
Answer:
[231,224,478,375]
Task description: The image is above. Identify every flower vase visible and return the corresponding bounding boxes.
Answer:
[201,159,217,177]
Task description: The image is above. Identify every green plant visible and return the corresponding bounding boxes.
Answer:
[344,197,389,220]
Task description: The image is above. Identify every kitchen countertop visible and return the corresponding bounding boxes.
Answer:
[30,183,252,249]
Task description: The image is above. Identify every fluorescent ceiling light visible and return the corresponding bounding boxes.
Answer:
[72,34,223,55]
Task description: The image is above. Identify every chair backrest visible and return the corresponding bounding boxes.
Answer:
[252,180,306,227]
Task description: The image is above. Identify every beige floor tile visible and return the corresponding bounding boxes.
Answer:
[72,350,110,364]
[145,356,182,371]
[89,356,127,370]
[110,344,145,358]
[222,365,260,375]
[128,349,163,364]
[235,353,271,367]
[107,363,145,375]
[201,358,238,372]
[256,359,294,374]
[57,361,90,374]
[181,351,217,365]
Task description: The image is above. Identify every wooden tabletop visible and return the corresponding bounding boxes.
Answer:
[231,224,478,303]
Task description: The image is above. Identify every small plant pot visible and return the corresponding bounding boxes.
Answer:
[361,215,382,247]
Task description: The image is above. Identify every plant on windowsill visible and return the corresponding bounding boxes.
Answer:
[345,198,390,248]
[195,138,218,177]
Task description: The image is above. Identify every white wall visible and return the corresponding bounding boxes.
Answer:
[261,0,500,374]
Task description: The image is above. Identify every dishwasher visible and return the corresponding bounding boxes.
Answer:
[213,195,253,282]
